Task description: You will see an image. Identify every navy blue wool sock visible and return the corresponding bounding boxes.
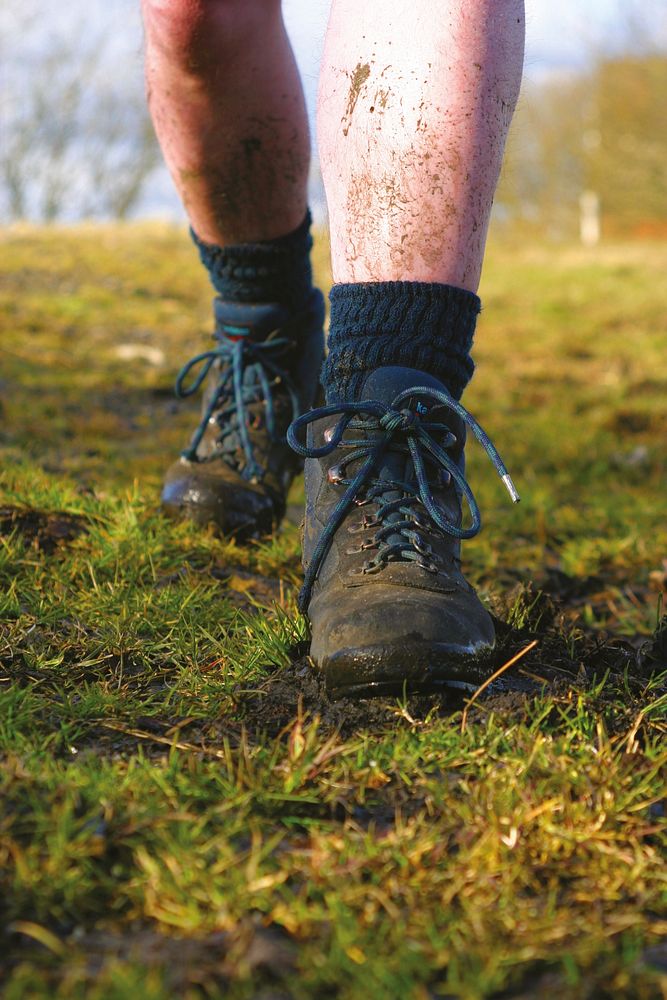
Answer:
[191,211,314,312]
[321,281,481,402]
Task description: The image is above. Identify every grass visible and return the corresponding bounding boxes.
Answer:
[0,223,666,999]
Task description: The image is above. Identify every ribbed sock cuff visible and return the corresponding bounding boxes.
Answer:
[321,281,481,402]
[191,210,314,311]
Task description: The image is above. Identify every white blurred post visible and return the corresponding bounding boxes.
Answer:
[579,190,600,247]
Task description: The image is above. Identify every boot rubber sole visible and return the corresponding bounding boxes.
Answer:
[317,641,495,700]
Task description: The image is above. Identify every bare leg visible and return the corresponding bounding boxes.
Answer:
[148,1,324,541]
[318,0,525,292]
[302,1,526,692]
[141,0,310,245]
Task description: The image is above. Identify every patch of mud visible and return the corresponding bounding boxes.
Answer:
[232,586,665,740]
[540,567,606,602]
[342,61,371,136]
[489,939,667,999]
[0,504,88,554]
[232,655,460,739]
[6,919,296,996]
[637,615,667,670]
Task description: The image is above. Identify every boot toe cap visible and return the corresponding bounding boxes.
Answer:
[161,458,276,538]
[309,584,495,696]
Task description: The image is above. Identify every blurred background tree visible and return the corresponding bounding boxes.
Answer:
[496,3,667,240]
[588,54,667,235]
[0,2,160,222]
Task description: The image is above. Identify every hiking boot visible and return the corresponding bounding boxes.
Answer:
[288,366,519,698]
[162,290,324,539]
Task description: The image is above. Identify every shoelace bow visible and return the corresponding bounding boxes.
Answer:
[175,328,300,481]
[288,386,519,610]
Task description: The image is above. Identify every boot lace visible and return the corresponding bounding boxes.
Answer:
[288,386,519,610]
[175,328,300,481]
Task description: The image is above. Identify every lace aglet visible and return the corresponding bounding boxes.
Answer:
[502,473,521,503]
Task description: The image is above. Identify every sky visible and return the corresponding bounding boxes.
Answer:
[282,0,659,95]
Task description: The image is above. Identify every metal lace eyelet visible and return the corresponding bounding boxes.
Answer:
[327,464,344,484]
[324,425,336,444]
[362,558,384,575]
[413,536,433,557]
[347,518,377,534]
[345,540,376,556]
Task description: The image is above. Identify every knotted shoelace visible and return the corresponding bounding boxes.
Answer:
[175,329,300,481]
[287,385,519,610]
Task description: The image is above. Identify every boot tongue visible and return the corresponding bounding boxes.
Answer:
[214,298,291,343]
[214,299,293,402]
[212,300,293,462]
[358,365,464,451]
[356,367,456,550]
[360,365,446,410]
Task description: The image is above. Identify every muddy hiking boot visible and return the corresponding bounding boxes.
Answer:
[162,291,324,538]
[288,366,520,698]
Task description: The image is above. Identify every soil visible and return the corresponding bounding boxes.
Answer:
[0,505,88,555]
